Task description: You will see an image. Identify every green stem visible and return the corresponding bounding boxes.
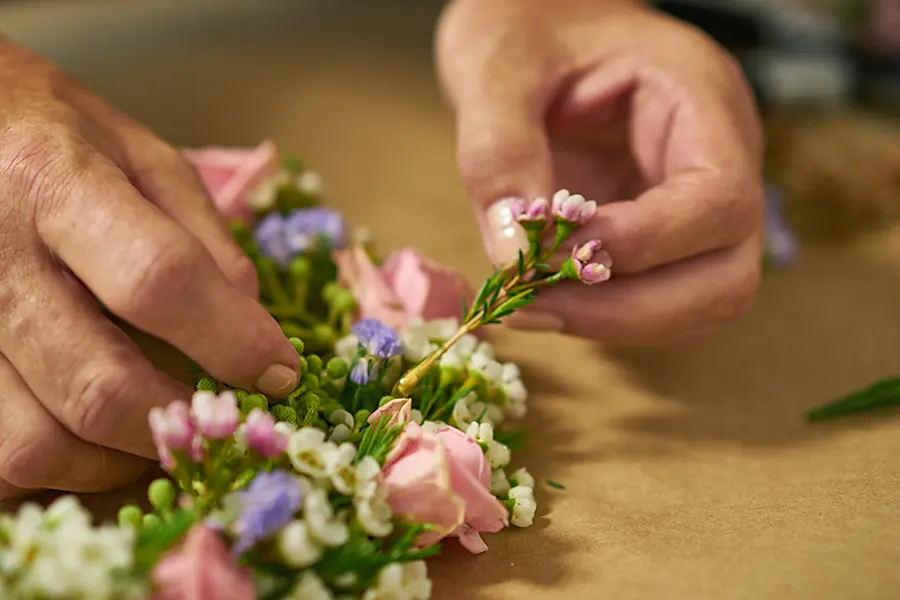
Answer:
[258,260,292,307]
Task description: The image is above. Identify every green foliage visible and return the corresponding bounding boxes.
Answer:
[133,510,196,574]
[807,376,900,422]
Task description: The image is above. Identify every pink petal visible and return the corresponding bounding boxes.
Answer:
[333,246,408,330]
[380,249,474,323]
[452,525,490,554]
[182,140,280,221]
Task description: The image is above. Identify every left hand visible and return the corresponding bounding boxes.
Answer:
[435,0,765,346]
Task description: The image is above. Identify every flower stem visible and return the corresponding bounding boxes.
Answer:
[392,322,476,397]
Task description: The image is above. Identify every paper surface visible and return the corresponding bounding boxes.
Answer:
[1,2,899,598]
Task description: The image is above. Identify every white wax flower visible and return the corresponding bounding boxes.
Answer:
[454,334,479,357]
[508,485,537,527]
[509,467,535,489]
[329,424,352,444]
[288,427,331,479]
[286,571,334,600]
[323,442,358,494]
[248,170,290,211]
[439,349,466,371]
[469,353,503,384]
[501,362,521,384]
[491,469,511,497]
[278,521,322,568]
[503,378,528,405]
[296,170,323,195]
[328,409,354,429]
[334,334,359,363]
[362,561,432,600]
[304,489,349,547]
[410,409,424,425]
[487,440,511,469]
[466,421,494,446]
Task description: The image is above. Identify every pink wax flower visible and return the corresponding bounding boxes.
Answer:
[244,409,290,458]
[569,240,612,284]
[381,422,508,554]
[333,246,474,331]
[190,391,240,440]
[510,197,550,226]
[551,189,597,225]
[182,141,281,222]
[150,524,255,600]
[149,402,195,457]
[368,398,413,428]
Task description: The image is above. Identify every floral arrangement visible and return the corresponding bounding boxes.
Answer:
[0,142,611,600]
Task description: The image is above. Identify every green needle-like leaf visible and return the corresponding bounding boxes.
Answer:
[807,376,900,422]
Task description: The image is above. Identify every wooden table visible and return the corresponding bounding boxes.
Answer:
[3,1,900,599]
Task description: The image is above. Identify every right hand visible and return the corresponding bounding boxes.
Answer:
[0,41,301,499]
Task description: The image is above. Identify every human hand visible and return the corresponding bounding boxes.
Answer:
[0,41,300,499]
[436,0,765,345]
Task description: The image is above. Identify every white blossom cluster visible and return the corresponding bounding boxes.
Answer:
[0,496,140,600]
[274,428,431,600]
[249,168,324,212]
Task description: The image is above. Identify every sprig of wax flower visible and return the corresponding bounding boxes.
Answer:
[393,190,613,397]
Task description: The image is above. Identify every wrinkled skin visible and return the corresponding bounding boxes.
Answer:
[0,41,299,499]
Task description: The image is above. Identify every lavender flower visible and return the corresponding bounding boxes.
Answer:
[284,207,345,254]
[764,186,798,267]
[350,356,372,385]
[232,470,305,555]
[351,318,402,359]
[253,213,293,265]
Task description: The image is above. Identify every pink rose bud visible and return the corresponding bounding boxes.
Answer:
[244,409,290,459]
[150,525,255,600]
[510,197,550,226]
[190,391,240,440]
[552,189,597,224]
[149,401,195,453]
[569,240,612,285]
[367,398,413,428]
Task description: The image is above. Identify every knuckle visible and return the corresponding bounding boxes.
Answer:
[107,238,203,321]
[0,120,87,205]
[223,253,260,296]
[63,361,135,443]
[456,131,543,200]
[0,430,54,489]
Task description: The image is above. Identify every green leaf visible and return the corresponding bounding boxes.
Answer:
[546,480,566,490]
[494,427,528,450]
[806,376,900,422]
[517,250,526,278]
[487,290,537,321]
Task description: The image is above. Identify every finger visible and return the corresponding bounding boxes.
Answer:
[33,152,301,397]
[120,131,260,297]
[507,233,762,345]
[548,56,764,274]
[0,254,190,457]
[437,17,564,267]
[0,353,149,496]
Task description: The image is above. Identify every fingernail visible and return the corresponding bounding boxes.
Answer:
[485,198,529,266]
[504,309,566,332]
[255,364,300,398]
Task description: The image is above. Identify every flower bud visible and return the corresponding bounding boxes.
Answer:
[289,256,312,279]
[326,357,349,380]
[195,377,219,393]
[302,373,320,390]
[142,514,161,529]
[271,404,300,427]
[191,391,240,439]
[148,478,177,511]
[311,324,335,347]
[551,189,597,224]
[117,505,143,530]
[240,393,269,414]
[245,409,290,458]
[289,337,305,356]
[306,354,323,376]
[149,402,195,452]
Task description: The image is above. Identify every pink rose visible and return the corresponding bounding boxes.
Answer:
[150,525,255,600]
[333,246,474,331]
[182,141,280,222]
[382,422,508,554]
[368,398,413,428]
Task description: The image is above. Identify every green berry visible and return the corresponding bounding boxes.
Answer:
[306,354,323,376]
[298,356,309,374]
[142,514,161,529]
[289,257,311,279]
[117,505,143,529]
[379,395,395,407]
[195,377,219,393]
[302,373,320,390]
[271,404,299,427]
[148,479,176,511]
[289,337,305,356]
[311,324,335,347]
[355,409,371,426]
[322,281,341,304]
[326,357,348,379]
[332,289,357,313]
[232,468,258,491]
[241,393,268,413]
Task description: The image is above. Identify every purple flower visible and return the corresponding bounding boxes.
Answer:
[764,186,798,267]
[350,356,372,385]
[283,207,345,254]
[253,213,293,265]
[232,470,305,555]
[351,318,402,359]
